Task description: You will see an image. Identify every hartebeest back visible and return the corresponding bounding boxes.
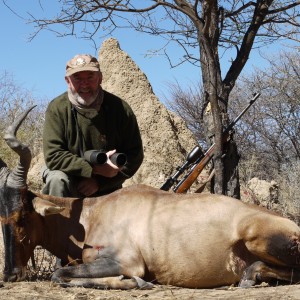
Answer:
[1,107,300,289]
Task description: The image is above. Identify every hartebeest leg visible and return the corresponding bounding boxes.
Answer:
[51,258,154,289]
[239,261,300,288]
[52,275,151,289]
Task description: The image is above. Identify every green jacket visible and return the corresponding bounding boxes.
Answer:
[43,90,144,194]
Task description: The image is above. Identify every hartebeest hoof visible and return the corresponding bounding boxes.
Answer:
[238,261,263,287]
[132,276,154,289]
[238,260,300,288]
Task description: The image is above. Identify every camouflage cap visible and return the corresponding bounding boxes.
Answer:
[65,54,101,76]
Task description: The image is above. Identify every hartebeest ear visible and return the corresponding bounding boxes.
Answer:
[32,197,65,216]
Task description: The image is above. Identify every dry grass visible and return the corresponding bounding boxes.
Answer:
[0,279,299,299]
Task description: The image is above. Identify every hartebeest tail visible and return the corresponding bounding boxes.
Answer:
[1,107,300,289]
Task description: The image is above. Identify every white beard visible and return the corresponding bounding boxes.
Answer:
[71,89,99,107]
[68,87,104,119]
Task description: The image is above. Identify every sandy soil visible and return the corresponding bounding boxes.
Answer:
[0,281,299,300]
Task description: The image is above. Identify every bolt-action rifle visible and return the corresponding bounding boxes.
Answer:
[160,93,261,193]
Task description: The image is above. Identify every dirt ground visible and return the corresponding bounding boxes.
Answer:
[0,281,299,300]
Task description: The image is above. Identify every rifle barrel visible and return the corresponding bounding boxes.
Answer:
[225,93,260,134]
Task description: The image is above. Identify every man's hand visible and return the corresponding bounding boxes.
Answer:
[78,177,99,196]
[92,149,121,177]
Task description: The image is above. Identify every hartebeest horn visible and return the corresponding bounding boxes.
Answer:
[4,106,36,188]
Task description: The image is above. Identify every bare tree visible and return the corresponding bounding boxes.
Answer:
[4,0,299,196]
[165,81,207,147]
[0,71,46,167]
[234,51,300,180]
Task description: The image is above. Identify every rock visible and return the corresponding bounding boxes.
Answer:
[241,177,279,210]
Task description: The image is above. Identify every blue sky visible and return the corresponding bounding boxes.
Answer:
[0,1,280,103]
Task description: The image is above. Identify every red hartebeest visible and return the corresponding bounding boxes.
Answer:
[1,107,300,289]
